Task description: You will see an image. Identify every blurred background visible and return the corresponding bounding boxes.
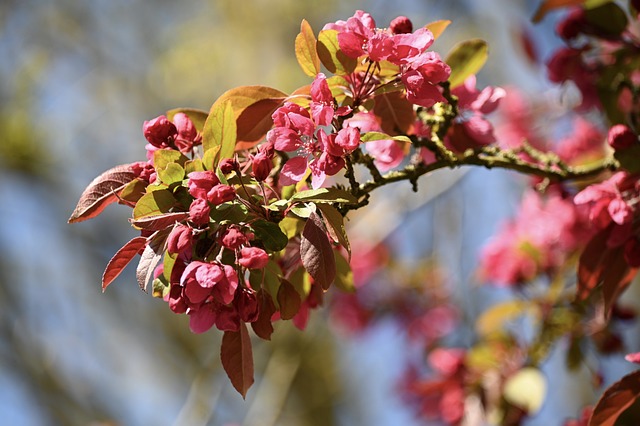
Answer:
[0,0,594,424]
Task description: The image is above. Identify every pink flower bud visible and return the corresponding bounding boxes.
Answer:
[221,226,248,250]
[608,124,637,150]
[218,158,238,174]
[189,198,210,226]
[208,184,236,205]
[251,151,272,181]
[187,171,220,200]
[238,247,270,269]
[143,115,177,148]
[167,224,192,255]
[390,16,413,34]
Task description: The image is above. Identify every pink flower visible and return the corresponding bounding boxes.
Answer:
[324,127,361,157]
[238,247,270,269]
[446,75,505,152]
[574,172,635,229]
[181,261,238,306]
[345,112,405,171]
[310,73,335,126]
[250,149,272,181]
[401,52,450,107]
[555,117,606,165]
[173,112,201,153]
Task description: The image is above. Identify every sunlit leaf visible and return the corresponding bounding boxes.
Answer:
[102,236,146,291]
[361,131,412,144]
[156,162,185,186]
[425,20,451,40]
[203,100,237,166]
[132,189,176,219]
[120,178,148,204]
[136,242,162,292]
[153,149,188,170]
[291,188,357,204]
[68,163,138,223]
[503,367,547,414]
[317,29,357,75]
[209,86,287,150]
[300,211,336,290]
[445,39,488,89]
[295,19,320,77]
[221,323,254,398]
[333,250,355,292]
[590,370,640,426]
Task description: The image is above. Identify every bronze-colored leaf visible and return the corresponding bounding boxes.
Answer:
[221,323,254,398]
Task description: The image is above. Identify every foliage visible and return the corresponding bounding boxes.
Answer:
[70,3,640,425]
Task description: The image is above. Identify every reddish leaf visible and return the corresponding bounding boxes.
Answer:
[277,279,302,320]
[532,0,585,22]
[316,203,351,258]
[221,323,254,398]
[68,163,137,223]
[373,92,414,134]
[130,211,189,231]
[300,211,336,290]
[590,370,640,426]
[251,289,276,340]
[576,229,610,302]
[102,236,147,292]
[602,252,638,316]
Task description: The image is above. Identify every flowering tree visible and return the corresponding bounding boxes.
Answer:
[69,1,640,424]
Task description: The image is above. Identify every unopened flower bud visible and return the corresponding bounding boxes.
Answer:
[390,16,413,34]
[143,115,177,148]
[219,158,238,174]
[251,151,272,181]
[608,124,637,150]
[238,247,269,269]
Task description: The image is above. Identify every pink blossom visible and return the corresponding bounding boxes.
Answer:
[172,112,201,153]
[324,126,360,157]
[401,52,450,107]
[345,112,405,171]
[481,188,593,286]
[555,117,606,165]
[574,172,635,229]
[181,261,238,306]
[389,16,413,35]
[250,149,272,181]
[310,73,335,126]
[446,75,505,152]
[238,247,270,269]
[188,303,218,333]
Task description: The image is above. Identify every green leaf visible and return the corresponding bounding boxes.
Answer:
[165,107,209,132]
[156,162,185,186]
[120,178,148,204]
[202,146,221,171]
[252,220,289,252]
[221,323,254,399]
[361,131,412,144]
[503,367,546,414]
[445,39,489,89]
[584,2,628,37]
[317,29,357,75]
[291,188,357,204]
[333,250,355,292]
[202,100,237,167]
[153,149,188,171]
[295,19,321,77]
[209,86,287,149]
[590,370,640,426]
[184,159,204,174]
[132,189,176,219]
